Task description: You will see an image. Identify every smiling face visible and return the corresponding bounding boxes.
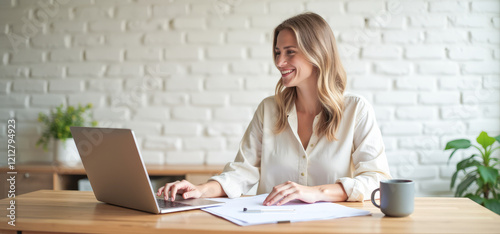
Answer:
[274,29,316,88]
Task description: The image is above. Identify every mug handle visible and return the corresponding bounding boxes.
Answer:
[371,188,380,208]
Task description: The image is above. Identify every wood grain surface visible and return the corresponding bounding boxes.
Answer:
[0,190,499,234]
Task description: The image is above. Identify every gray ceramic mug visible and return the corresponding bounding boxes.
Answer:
[371,179,414,217]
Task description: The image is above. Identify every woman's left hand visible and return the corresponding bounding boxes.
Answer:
[263,181,323,206]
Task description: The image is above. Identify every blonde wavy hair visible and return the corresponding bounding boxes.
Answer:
[273,12,347,141]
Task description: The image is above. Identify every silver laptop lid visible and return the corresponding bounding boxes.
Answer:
[70,127,161,213]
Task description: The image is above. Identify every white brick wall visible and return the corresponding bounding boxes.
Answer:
[0,0,498,197]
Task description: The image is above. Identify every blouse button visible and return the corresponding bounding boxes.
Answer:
[302,155,306,159]
[301,173,305,176]
[310,144,314,147]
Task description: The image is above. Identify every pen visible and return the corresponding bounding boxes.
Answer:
[243,208,295,213]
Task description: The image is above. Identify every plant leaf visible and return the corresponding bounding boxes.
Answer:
[465,194,484,205]
[450,170,459,189]
[495,134,500,144]
[478,166,499,186]
[477,131,496,149]
[447,149,459,165]
[445,139,471,150]
[483,199,500,215]
[455,174,477,197]
[456,155,480,172]
[445,139,471,164]
[476,177,485,188]
[36,103,97,150]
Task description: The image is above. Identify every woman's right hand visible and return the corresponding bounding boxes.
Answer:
[157,180,203,201]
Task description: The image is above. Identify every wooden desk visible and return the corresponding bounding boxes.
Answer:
[1,190,499,234]
[0,164,224,198]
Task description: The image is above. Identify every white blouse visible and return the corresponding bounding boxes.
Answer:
[210,93,391,201]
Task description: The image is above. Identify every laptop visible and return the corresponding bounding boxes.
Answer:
[70,126,224,214]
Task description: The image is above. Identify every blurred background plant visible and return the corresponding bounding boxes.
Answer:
[36,103,98,150]
[445,131,500,215]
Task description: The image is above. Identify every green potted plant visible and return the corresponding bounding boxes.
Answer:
[444,131,500,215]
[37,103,98,165]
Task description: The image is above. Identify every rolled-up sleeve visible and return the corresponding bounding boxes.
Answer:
[337,100,391,201]
[209,102,264,198]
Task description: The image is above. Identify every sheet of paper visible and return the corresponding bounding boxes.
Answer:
[202,194,370,226]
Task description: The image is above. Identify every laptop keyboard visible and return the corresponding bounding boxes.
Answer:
[157,198,191,208]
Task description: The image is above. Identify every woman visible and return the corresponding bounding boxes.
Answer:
[157,12,391,206]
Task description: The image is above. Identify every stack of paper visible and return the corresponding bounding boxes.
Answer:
[202,194,370,226]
